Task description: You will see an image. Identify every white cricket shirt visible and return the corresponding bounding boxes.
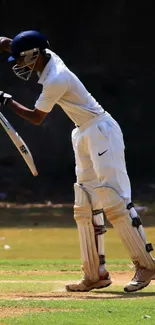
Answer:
[35,49,104,126]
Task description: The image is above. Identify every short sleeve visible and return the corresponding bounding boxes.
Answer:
[35,76,68,112]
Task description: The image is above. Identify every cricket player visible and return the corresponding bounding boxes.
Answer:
[0,30,155,293]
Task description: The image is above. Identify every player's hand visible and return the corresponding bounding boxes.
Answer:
[0,91,12,107]
[0,37,12,53]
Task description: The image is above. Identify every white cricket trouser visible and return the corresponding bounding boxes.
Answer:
[71,111,131,205]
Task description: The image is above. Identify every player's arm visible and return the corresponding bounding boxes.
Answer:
[0,75,68,124]
[0,92,47,124]
[7,98,48,125]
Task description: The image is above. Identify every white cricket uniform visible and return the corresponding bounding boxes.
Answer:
[35,49,131,204]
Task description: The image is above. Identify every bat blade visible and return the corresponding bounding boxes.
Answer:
[0,112,38,176]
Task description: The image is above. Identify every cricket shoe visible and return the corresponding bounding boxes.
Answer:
[124,267,155,292]
[66,270,112,292]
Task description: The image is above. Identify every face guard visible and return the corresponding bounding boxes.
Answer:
[12,48,40,81]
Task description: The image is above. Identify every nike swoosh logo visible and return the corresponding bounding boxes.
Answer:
[98,150,108,156]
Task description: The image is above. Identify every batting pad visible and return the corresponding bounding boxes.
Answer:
[74,183,99,281]
[100,187,155,270]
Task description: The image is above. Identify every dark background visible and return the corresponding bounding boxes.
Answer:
[0,0,155,203]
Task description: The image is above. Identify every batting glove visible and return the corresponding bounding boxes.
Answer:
[0,91,12,106]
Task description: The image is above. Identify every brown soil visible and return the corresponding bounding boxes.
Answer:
[0,270,135,284]
[0,307,83,318]
[0,270,154,303]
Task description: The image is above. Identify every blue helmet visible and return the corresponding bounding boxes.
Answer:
[8,30,50,62]
[8,30,50,81]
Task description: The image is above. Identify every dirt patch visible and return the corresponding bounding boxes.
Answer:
[111,270,134,284]
[0,271,154,301]
[0,307,83,318]
[0,270,134,284]
[0,290,154,301]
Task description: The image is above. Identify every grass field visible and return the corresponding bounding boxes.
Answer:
[0,225,155,324]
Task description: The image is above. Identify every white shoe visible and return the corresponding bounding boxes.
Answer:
[124,267,155,292]
[66,270,112,292]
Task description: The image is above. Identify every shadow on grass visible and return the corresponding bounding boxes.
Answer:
[92,290,155,299]
[13,291,155,300]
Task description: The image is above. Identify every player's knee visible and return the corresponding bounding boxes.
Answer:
[98,187,128,224]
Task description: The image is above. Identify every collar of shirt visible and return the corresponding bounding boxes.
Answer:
[37,52,53,85]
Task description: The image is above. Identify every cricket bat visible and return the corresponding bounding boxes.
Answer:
[0,111,38,176]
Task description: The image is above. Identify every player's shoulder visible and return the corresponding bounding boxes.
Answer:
[46,49,66,69]
[43,50,69,86]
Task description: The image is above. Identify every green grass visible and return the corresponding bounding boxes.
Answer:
[0,227,154,259]
[0,226,154,324]
[0,258,131,269]
[0,298,155,325]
